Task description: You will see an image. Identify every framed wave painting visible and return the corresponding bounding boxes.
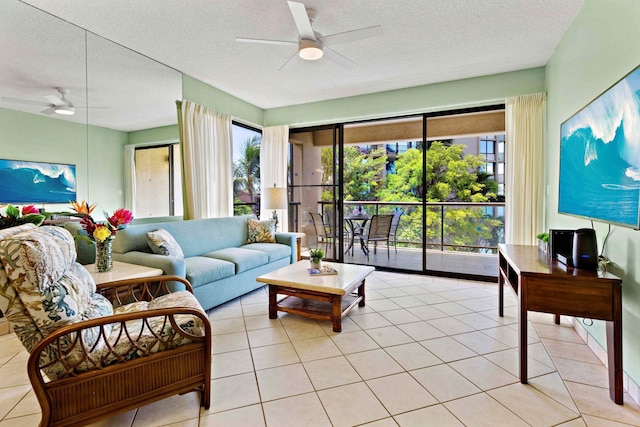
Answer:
[0,159,76,204]
[559,64,640,229]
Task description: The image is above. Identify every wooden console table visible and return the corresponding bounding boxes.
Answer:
[498,244,623,404]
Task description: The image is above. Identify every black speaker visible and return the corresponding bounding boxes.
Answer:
[572,228,598,270]
[550,229,574,266]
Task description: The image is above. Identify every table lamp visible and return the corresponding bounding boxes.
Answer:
[264,184,288,231]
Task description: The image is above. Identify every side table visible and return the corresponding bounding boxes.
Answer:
[86,261,163,285]
[498,244,623,404]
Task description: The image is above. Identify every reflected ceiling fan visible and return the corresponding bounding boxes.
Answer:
[0,87,108,116]
[236,1,383,70]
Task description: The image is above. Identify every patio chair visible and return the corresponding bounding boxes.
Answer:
[0,224,211,427]
[389,210,403,253]
[357,214,394,260]
[310,212,338,254]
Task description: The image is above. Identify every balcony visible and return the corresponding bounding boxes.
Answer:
[301,201,503,280]
[233,199,502,280]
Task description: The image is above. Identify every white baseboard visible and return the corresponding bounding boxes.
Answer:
[569,316,639,405]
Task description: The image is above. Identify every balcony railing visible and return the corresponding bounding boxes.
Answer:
[234,199,505,255]
[317,200,504,254]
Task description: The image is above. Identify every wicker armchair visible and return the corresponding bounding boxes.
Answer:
[0,224,211,427]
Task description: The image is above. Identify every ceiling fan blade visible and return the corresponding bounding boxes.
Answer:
[44,94,66,107]
[1,96,50,107]
[278,52,300,71]
[324,47,357,70]
[287,1,316,41]
[236,37,297,46]
[322,25,383,46]
[40,107,56,115]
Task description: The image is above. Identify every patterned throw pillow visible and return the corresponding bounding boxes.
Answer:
[247,219,276,243]
[147,229,185,258]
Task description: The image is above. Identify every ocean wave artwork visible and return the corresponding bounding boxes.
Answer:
[559,65,640,228]
[0,160,76,204]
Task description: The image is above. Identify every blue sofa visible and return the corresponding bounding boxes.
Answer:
[64,216,184,265]
[110,215,297,310]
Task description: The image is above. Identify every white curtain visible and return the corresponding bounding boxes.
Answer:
[123,145,136,216]
[179,100,233,219]
[260,125,290,231]
[505,93,546,245]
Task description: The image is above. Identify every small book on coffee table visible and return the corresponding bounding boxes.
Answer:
[308,265,338,276]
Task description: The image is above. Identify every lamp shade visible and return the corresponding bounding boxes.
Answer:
[264,187,288,210]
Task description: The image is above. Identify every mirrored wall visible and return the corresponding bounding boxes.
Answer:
[0,1,181,210]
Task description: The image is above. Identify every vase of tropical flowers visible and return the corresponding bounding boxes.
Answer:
[309,247,324,269]
[78,207,133,272]
[0,205,45,229]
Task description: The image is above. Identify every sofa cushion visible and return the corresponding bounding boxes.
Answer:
[242,243,292,263]
[113,216,256,258]
[246,219,276,243]
[204,247,269,274]
[184,256,235,288]
[147,228,184,258]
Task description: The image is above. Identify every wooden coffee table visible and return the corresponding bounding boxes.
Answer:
[257,262,375,332]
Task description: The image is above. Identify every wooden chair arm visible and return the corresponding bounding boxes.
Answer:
[28,306,211,386]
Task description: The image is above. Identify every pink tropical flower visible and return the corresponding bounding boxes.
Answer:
[21,205,40,215]
[79,207,133,242]
[108,208,133,228]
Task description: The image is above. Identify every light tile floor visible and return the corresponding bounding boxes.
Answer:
[1,271,640,426]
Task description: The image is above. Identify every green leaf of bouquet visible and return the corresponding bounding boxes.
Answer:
[6,205,19,218]
[21,213,45,226]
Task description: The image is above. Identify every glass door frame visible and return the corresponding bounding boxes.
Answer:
[289,103,505,278]
[289,124,345,263]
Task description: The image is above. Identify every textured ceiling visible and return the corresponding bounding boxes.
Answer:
[7,0,584,128]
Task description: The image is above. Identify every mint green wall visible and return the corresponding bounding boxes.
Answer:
[128,124,178,145]
[0,108,127,216]
[182,74,264,126]
[265,68,545,127]
[182,68,544,129]
[88,124,128,214]
[546,0,640,385]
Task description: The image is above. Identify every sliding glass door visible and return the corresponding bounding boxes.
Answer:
[289,125,343,262]
[288,106,505,279]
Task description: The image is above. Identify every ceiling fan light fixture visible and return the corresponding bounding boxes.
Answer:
[298,39,323,60]
[54,104,74,115]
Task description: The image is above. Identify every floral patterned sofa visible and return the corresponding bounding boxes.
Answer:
[0,223,211,427]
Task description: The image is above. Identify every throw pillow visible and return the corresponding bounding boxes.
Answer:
[247,219,276,243]
[147,228,184,258]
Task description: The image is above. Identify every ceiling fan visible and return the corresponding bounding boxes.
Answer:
[0,87,108,116]
[236,1,383,70]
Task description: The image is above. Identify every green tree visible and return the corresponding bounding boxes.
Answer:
[233,135,261,204]
[320,146,387,202]
[381,141,501,251]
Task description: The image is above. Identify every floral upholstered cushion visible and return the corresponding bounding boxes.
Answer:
[1,226,77,289]
[0,223,37,240]
[0,227,96,333]
[246,219,276,243]
[147,228,184,258]
[101,290,206,364]
[0,225,113,379]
